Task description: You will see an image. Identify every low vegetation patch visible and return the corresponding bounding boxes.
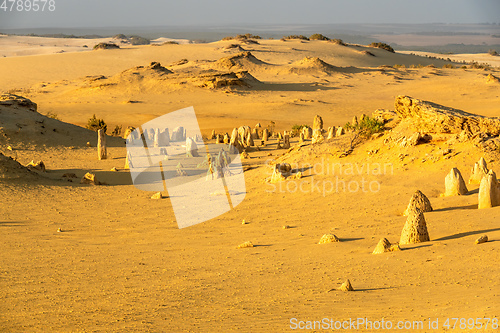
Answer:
[370,42,395,53]
[93,43,119,50]
[291,124,309,136]
[128,36,150,45]
[281,35,309,41]
[344,116,385,139]
[222,34,261,41]
[309,33,330,41]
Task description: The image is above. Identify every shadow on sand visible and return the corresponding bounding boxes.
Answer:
[434,228,500,241]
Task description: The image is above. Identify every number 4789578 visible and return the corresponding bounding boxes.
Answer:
[1,0,55,12]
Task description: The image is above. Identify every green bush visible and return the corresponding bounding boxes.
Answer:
[310,33,330,41]
[488,49,498,56]
[344,116,384,138]
[370,42,395,53]
[330,38,346,46]
[86,114,107,133]
[291,124,309,136]
[442,64,455,69]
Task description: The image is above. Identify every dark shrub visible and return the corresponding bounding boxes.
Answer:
[310,33,330,41]
[369,42,395,53]
[86,114,107,133]
[93,43,119,50]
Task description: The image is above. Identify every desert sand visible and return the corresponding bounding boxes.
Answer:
[0,36,499,332]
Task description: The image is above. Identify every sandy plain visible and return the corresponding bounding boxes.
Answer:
[0,36,499,332]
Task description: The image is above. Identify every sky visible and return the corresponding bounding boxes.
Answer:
[0,0,499,29]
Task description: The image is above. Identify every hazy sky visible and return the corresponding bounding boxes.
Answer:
[0,0,499,29]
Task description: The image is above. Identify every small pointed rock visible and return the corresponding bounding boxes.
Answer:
[237,241,254,249]
[339,279,354,291]
[400,207,430,245]
[80,172,101,185]
[151,192,163,199]
[318,234,340,244]
[372,238,401,254]
[404,190,433,216]
[475,235,488,244]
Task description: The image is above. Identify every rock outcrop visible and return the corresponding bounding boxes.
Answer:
[478,170,500,209]
[186,137,199,157]
[394,95,500,136]
[0,94,37,111]
[302,126,312,140]
[372,238,400,254]
[26,160,46,172]
[318,234,340,244]
[327,126,335,139]
[246,132,254,146]
[229,128,244,153]
[171,126,185,142]
[80,172,103,185]
[312,115,324,143]
[270,163,291,183]
[238,126,251,142]
[282,132,290,149]
[469,157,489,184]
[444,168,468,196]
[262,128,269,141]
